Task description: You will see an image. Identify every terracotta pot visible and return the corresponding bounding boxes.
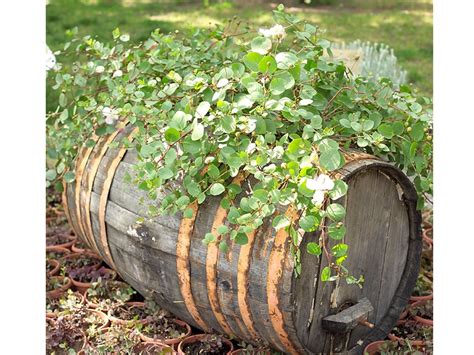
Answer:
[46,233,76,249]
[84,281,132,310]
[422,228,433,249]
[46,318,87,354]
[409,293,433,303]
[108,301,147,325]
[71,241,94,254]
[70,268,117,294]
[178,334,233,355]
[46,291,85,319]
[410,300,433,326]
[230,349,271,355]
[387,333,425,347]
[363,340,388,355]
[46,259,60,277]
[46,276,72,299]
[140,318,192,346]
[46,245,71,259]
[133,341,174,354]
[85,309,110,331]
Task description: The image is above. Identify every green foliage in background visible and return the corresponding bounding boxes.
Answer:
[46,5,432,284]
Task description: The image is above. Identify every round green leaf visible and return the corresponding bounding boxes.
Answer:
[258,56,277,74]
[328,223,346,240]
[210,183,225,196]
[243,52,263,72]
[300,215,318,232]
[319,150,343,171]
[326,203,346,221]
[377,123,394,138]
[269,71,295,95]
[164,127,180,143]
[307,242,322,256]
[275,52,298,69]
[251,37,272,55]
[63,171,75,183]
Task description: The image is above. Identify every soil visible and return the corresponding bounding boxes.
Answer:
[182,335,231,354]
[110,304,148,322]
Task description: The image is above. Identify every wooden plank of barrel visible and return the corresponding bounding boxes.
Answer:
[63,126,422,354]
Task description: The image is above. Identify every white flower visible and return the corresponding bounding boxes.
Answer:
[259,24,286,41]
[311,190,325,205]
[306,174,335,205]
[95,65,105,74]
[113,69,123,78]
[102,107,119,125]
[46,46,56,71]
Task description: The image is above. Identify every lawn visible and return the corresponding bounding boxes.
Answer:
[46,0,432,111]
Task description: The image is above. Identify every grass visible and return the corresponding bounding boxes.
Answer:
[47,0,432,110]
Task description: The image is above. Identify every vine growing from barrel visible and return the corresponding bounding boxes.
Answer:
[46,4,432,287]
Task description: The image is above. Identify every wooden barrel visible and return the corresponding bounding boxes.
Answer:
[63,125,422,354]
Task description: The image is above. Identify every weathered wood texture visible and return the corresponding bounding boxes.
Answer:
[64,131,421,355]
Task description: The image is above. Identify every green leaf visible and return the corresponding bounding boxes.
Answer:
[183,207,194,218]
[59,93,67,107]
[219,241,229,253]
[207,164,220,179]
[300,215,318,232]
[332,243,348,258]
[186,180,201,197]
[251,37,272,55]
[203,232,216,244]
[329,180,348,200]
[307,242,321,256]
[410,122,425,142]
[217,225,229,235]
[176,195,190,208]
[269,71,295,95]
[319,150,343,171]
[164,127,180,143]
[196,101,211,118]
[112,27,121,39]
[328,223,346,240]
[158,167,174,180]
[209,183,225,196]
[258,56,277,74]
[326,203,346,221]
[321,266,331,281]
[191,122,204,141]
[63,171,75,183]
[46,169,57,181]
[275,52,298,69]
[243,52,263,72]
[235,232,249,245]
[378,123,394,138]
[59,109,68,123]
[272,214,290,230]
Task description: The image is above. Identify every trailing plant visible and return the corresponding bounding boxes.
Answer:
[46,4,432,285]
[86,280,136,308]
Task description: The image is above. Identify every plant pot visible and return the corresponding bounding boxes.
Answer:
[46,291,85,319]
[46,259,60,277]
[47,276,72,299]
[410,300,433,326]
[230,349,271,355]
[46,318,87,354]
[178,334,234,355]
[85,309,110,331]
[71,240,93,254]
[422,228,433,249]
[108,301,147,325]
[387,333,425,347]
[140,318,191,346]
[70,268,117,294]
[46,233,76,249]
[84,281,135,310]
[409,292,433,303]
[133,342,174,354]
[46,245,71,260]
[363,340,388,355]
